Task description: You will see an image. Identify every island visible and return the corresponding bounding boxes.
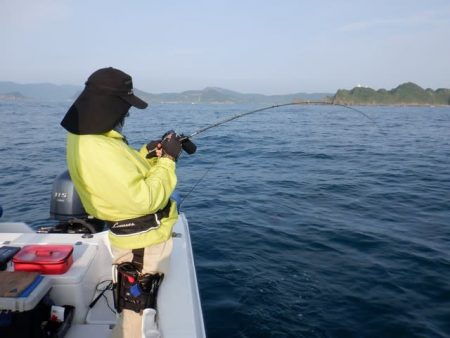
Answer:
[333,82,450,106]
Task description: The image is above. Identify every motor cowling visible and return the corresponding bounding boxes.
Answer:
[50,170,87,220]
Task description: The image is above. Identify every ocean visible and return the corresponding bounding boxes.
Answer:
[0,101,449,337]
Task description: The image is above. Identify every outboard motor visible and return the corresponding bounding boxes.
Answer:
[50,170,87,220]
[38,170,105,234]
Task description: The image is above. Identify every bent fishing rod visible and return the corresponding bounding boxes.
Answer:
[148,100,382,157]
[182,100,380,141]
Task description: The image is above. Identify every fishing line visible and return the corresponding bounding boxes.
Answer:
[179,166,213,208]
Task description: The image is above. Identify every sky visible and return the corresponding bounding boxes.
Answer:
[1,0,450,94]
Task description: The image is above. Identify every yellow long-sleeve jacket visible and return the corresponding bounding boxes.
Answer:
[66,130,178,249]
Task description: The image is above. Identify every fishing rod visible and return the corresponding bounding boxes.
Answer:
[181,100,380,142]
[147,100,382,157]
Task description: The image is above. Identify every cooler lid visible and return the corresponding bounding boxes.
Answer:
[13,245,74,265]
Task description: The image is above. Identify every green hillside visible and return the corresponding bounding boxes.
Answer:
[334,82,450,105]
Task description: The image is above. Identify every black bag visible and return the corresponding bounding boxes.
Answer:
[113,262,164,313]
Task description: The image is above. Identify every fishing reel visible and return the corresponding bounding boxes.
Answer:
[162,130,197,155]
[146,131,196,158]
[178,134,197,155]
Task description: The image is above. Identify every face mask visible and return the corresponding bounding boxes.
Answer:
[114,120,124,133]
[113,111,130,133]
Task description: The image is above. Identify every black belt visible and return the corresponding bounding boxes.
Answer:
[106,201,172,236]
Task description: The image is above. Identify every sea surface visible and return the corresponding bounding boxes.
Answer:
[0,101,449,338]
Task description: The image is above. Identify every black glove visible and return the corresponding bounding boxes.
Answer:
[161,130,175,139]
[179,134,197,155]
[145,139,162,158]
[161,131,182,160]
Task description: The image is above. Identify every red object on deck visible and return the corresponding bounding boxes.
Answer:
[13,245,74,274]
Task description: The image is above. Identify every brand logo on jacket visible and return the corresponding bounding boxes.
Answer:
[112,222,136,228]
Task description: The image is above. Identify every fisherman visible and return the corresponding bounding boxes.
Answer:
[60,67,181,338]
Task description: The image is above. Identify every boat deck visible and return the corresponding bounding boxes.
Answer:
[0,213,205,338]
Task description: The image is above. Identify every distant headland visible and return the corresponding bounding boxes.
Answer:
[0,81,449,105]
[333,82,450,106]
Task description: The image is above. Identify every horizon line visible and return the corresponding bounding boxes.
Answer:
[1,80,448,96]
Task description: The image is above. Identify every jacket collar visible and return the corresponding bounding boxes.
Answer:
[104,130,125,139]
